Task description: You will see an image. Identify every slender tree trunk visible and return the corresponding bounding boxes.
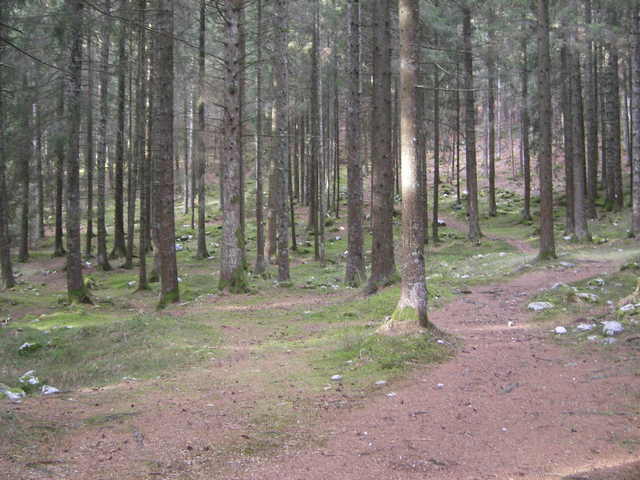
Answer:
[632,6,640,235]
[195,0,209,259]
[219,0,247,293]
[54,83,66,258]
[97,0,112,271]
[123,46,137,270]
[367,0,396,292]
[584,0,598,219]
[274,0,290,282]
[85,33,95,257]
[536,0,556,260]
[432,57,441,242]
[151,0,179,306]
[487,11,497,217]
[136,0,149,289]
[604,7,623,211]
[310,1,322,263]
[521,37,532,221]
[455,59,461,205]
[345,0,365,286]
[561,38,575,235]
[112,13,128,259]
[66,0,90,303]
[571,47,590,242]
[36,101,45,240]
[254,0,266,275]
[463,6,481,243]
[18,75,31,263]
[0,19,15,288]
[391,0,429,328]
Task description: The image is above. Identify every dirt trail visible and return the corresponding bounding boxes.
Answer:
[228,261,640,480]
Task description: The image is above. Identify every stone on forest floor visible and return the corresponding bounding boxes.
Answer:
[554,326,568,334]
[602,321,624,336]
[528,302,554,312]
[18,342,42,354]
[574,292,599,303]
[41,385,60,395]
[330,375,343,381]
[18,370,41,386]
[601,337,618,345]
[576,323,596,332]
[0,383,26,402]
[619,304,637,313]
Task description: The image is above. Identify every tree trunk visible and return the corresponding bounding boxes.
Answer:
[520,36,532,221]
[18,75,31,263]
[111,13,128,259]
[583,0,598,218]
[195,0,209,259]
[463,6,481,243]
[54,83,66,257]
[487,10,497,217]
[274,0,290,283]
[65,0,90,303]
[97,0,112,271]
[310,1,322,263]
[254,0,266,275]
[219,0,248,293]
[345,0,365,286]
[391,0,430,329]
[0,19,15,288]
[536,0,556,260]
[560,38,575,235]
[367,0,396,292]
[632,6,640,235]
[432,54,441,243]
[85,32,95,257]
[150,0,179,306]
[136,0,149,289]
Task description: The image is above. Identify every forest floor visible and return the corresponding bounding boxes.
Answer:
[2,178,640,479]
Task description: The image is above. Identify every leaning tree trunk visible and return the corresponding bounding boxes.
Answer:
[390,0,430,329]
[536,0,556,260]
[219,0,248,293]
[150,0,179,307]
[367,0,396,293]
[273,0,290,283]
[345,0,365,286]
[65,0,91,304]
[96,0,112,271]
[463,6,482,243]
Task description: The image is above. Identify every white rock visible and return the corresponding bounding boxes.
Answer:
[601,337,618,345]
[587,335,599,342]
[563,235,572,241]
[386,392,397,397]
[528,302,554,312]
[551,282,569,290]
[436,383,445,389]
[554,326,568,334]
[19,370,40,386]
[436,339,446,344]
[576,323,595,331]
[175,244,184,252]
[0,384,26,403]
[375,380,387,386]
[602,321,624,336]
[127,281,136,287]
[330,374,343,381]
[559,261,576,268]
[588,278,605,287]
[508,321,515,327]
[619,304,636,313]
[41,385,60,395]
[575,292,599,303]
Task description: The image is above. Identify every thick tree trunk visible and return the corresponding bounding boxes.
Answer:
[367,0,396,292]
[65,0,90,304]
[151,0,179,306]
[254,0,266,275]
[219,0,248,293]
[136,0,149,289]
[463,7,481,243]
[632,6,640,235]
[584,0,598,219]
[0,20,15,288]
[18,75,31,263]
[391,0,430,329]
[274,0,290,283]
[97,0,112,271]
[536,0,556,260]
[345,0,365,286]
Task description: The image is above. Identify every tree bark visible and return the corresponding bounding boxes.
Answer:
[632,6,640,235]
[85,32,95,257]
[345,0,365,286]
[584,0,598,219]
[97,0,112,271]
[367,0,396,292]
[219,0,248,293]
[536,0,556,260]
[254,0,266,275]
[391,0,430,329]
[18,74,31,263]
[195,0,209,259]
[560,37,575,235]
[54,83,66,257]
[463,6,482,243]
[136,0,149,289]
[520,36,532,221]
[65,0,91,303]
[487,10,497,217]
[150,0,179,306]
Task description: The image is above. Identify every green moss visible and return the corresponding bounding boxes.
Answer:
[67,287,92,305]
[157,286,180,309]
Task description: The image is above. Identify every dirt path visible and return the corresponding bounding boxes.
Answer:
[226,261,640,480]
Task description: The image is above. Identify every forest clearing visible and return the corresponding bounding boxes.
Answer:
[2,0,640,479]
